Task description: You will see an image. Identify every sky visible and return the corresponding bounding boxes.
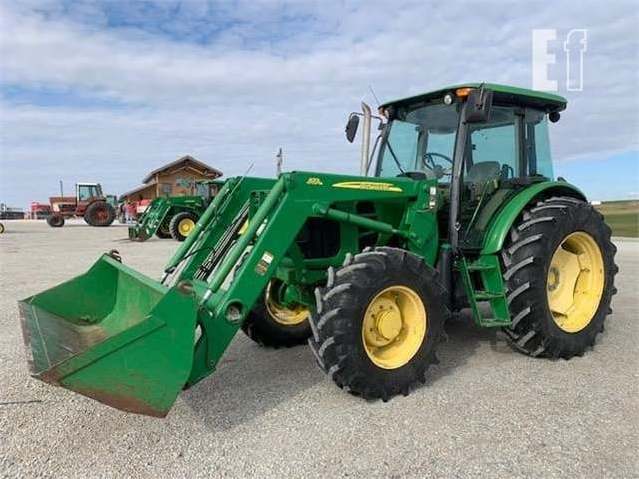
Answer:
[1,0,638,208]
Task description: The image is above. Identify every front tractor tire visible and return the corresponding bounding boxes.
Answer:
[241,280,312,348]
[84,201,115,227]
[155,221,172,239]
[169,212,198,241]
[46,214,65,227]
[309,247,447,401]
[502,196,618,359]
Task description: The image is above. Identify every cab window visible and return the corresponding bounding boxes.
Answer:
[77,185,99,201]
[377,102,458,182]
[525,109,553,179]
[466,106,518,182]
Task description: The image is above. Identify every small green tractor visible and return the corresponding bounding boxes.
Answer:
[128,180,222,241]
[19,84,617,416]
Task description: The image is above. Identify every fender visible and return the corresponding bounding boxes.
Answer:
[481,181,586,255]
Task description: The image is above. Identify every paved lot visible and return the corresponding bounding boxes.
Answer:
[0,220,637,478]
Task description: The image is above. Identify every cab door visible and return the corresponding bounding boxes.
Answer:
[457,106,523,250]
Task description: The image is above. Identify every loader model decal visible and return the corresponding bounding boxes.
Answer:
[332,181,403,193]
[306,177,324,186]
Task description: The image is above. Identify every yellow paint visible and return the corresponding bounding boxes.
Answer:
[306,177,324,186]
[178,218,195,236]
[332,181,403,193]
[361,285,427,369]
[265,281,309,326]
[238,219,249,235]
[547,232,605,333]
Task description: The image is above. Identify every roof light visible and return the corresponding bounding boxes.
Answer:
[455,87,473,99]
[443,93,454,105]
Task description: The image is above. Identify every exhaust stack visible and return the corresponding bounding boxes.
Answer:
[360,102,372,176]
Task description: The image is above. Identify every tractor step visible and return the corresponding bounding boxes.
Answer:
[457,255,511,328]
[466,263,494,272]
[477,318,512,327]
[474,291,504,301]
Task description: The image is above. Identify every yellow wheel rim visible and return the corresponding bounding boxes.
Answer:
[361,285,427,369]
[265,281,309,326]
[547,232,605,333]
[178,218,195,237]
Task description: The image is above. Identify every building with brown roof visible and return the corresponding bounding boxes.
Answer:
[120,155,223,202]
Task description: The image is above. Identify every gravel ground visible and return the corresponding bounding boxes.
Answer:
[0,220,637,478]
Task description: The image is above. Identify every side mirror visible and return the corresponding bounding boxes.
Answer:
[464,88,493,123]
[345,114,360,143]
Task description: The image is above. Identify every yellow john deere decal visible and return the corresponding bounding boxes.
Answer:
[306,177,324,186]
[332,181,403,193]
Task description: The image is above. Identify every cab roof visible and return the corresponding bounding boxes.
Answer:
[380,83,567,113]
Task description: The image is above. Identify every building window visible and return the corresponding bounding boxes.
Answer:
[160,183,172,196]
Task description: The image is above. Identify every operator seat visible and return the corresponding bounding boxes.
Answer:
[465,161,501,197]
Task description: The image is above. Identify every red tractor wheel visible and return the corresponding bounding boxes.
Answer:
[84,201,116,227]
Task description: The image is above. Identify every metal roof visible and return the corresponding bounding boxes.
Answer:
[141,155,223,184]
[380,83,567,112]
[118,182,156,201]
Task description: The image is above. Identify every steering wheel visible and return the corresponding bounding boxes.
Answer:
[422,152,453,179]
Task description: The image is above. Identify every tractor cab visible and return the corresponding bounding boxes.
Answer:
[76,182,105,204]
[366,83,566,250]
[195,179,224,201]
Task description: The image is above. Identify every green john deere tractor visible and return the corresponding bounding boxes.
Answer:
[129,180,223,241]
[19,83,617,416]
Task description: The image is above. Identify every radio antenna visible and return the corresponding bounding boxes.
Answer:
[368,85,381,107]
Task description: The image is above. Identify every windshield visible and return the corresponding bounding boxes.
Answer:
[376,102,459,182]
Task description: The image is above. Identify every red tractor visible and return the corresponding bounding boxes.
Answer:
[46,182,116,228]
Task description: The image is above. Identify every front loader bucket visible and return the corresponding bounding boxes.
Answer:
[128,224,150,241]
[18,255,198,417]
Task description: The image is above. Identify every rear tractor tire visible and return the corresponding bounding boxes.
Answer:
[169,212,198,242]
[84,201,115,227]
[47,214,65,227]
[502,196,618,359]
[309,247,447,400]
[241,279,312,348]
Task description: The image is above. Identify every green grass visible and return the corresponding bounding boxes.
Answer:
[594,200,639,238]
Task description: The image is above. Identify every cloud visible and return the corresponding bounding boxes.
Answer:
[1,0,638,206]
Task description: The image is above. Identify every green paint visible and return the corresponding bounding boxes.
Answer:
[129,179,225,242]
[19,255,197,416]
[457,255,510,327]
[128,195,208,241]
[480,181,585,254]
[381,82,567,112]
[18,83,599,417]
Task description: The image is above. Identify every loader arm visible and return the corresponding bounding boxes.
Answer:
[129,196,208,241]
[168,172,430,387]
[19,171,436,416]
[128,197,172,241]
